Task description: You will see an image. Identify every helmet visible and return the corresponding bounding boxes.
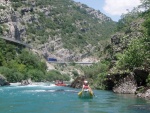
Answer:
[84,80,88,84]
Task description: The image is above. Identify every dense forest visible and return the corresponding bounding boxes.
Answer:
[0,39,70,82]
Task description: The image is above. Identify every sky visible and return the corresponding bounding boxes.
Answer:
[73,0,142,22]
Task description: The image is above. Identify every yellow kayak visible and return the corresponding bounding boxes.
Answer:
[78,89,94,98]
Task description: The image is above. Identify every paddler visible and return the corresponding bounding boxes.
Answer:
[82,80,93,93]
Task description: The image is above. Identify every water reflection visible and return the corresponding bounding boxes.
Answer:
[83,102,89,113]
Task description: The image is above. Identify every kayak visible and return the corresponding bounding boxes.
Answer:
[78,89,94,99]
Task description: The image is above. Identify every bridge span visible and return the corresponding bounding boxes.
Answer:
[48,61,94,64]
[0,36,32,48]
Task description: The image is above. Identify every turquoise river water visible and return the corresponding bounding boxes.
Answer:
[0,83,150,113]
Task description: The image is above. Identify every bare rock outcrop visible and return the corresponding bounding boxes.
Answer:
[70,76,85,88]
[136,87,150,99]
[113,73,137,94]
[0,74,10,86]
[105,68,149,94]
[105,72,137,93]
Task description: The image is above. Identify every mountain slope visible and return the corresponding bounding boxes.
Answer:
[0,0,116,62]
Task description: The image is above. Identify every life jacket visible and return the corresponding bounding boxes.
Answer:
[83,84,89,89]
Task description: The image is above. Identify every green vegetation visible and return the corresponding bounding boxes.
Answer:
[0,5,6,10]
[116,37,149,69]
[80,0,150,89]
[115,0,150,71]
[72,70,79,77]
[46,70,70,81]
[0,0,116,83]
[1,0,149,88]
[19,0,116,51]
[0,39,70,82]
[12,1,22,11]
[0,38,45,82]
[81,60,110,89]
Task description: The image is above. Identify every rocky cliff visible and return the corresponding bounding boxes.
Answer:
[0,0,116,63]
[103,12,150,98]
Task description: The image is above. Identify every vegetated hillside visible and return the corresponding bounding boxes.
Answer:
[0,0,116,83]
[0,0,116,62]
[80,1,150,93]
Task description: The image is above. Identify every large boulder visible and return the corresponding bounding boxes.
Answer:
[105,72,137,93]
[105,68,149,94]
[21,78,32,86]
[70,76,85,88]
[0,74,10,86]
[113,73,137,94]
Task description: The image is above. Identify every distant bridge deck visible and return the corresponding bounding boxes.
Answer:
[48,61,94,64]
[0,36,32,48]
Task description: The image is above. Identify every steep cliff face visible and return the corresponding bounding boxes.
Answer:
[0,0,25,40]
[110,19,145,57]
[103,11,150,97]
[0,0,116,63]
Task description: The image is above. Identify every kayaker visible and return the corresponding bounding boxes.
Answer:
[82,80,93,92]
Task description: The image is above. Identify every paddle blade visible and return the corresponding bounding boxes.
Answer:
[78,91,82,96]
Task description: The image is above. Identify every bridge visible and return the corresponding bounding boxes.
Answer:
[48,61,94,64]
[0,36,32,48]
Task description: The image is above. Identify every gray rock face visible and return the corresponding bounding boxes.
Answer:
[113,75,137,94]
[105,68,149,94]
[70,76,85,88]
[137,88,150,99]
[105,72,137,93]
[0,74,10,86]
[75,2,112,22]
[111,35,120,45]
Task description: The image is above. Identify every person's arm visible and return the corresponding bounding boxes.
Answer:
[88,85,92,92]
[82,85,84,91]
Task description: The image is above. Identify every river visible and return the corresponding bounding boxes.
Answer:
[0,83,150,113]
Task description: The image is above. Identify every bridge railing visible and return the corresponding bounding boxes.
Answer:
[0,36,32,48]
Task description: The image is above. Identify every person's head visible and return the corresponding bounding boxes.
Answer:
[84,80,88,85]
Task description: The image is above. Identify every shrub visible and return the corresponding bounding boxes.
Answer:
[0,5,6,10]
[46,70,70,81]
[25,69,45,82]
[0,66,21,82]
[72,70,79,77]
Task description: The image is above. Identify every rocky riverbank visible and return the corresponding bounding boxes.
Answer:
[105,68,150,99]
[70,68,150,99]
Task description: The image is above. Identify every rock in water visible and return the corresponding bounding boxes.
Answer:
[70,76,85,88]
[21,78,32,85]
